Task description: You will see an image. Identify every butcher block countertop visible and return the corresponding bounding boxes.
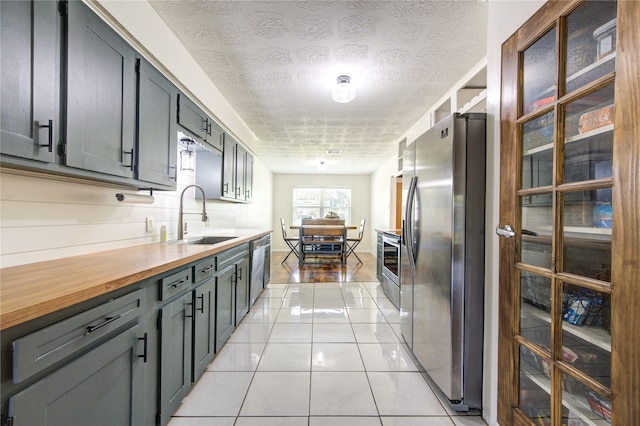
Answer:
[0,229,271,330]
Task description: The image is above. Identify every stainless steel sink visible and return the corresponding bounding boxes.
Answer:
[169,236,237,245]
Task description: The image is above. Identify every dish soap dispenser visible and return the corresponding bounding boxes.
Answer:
[160,224,167,242]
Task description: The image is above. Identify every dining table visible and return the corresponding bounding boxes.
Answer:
[290,224,357,265]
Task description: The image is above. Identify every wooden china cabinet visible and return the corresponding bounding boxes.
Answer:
[498,1,639,425]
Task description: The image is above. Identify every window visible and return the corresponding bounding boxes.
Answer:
[292,188,351,225]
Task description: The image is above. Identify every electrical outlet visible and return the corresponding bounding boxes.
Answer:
[146,216,154,233]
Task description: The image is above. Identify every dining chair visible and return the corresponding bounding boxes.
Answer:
[345,218,366,264]
[301,218,345,226]
[280,218,299,264]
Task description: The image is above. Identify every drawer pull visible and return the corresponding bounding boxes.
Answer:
[200,265,214,274]
[86,314,121,333]
[197,294,205,313]
[138,333,148,363]
[171,277,190,288]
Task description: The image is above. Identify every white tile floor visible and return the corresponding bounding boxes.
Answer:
[168,281,486,426]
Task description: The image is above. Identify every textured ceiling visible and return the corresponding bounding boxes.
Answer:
[149,0,488,174]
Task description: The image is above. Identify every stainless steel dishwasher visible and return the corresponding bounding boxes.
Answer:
[250,234,271,306]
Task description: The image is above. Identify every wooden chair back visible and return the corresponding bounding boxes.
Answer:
[301,218,345,226]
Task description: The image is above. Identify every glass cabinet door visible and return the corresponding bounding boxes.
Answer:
[515,1,616,425]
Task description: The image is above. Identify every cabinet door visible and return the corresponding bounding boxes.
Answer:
[65,0,135,178]
[136,58,177,189]
[215,266,236,352]
[222,134,237,199]
[245,152,254,202]
[498,1,640,425]
[0,0,58,163]
[192,278,215,381]
[8,323,146,426]
[159,292,193,426]
[177,94,207,142]
[207,119,224,152]
[236,144,247,200]
[235,257,250,325]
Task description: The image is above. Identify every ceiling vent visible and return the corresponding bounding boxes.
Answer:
[326,149,342,156]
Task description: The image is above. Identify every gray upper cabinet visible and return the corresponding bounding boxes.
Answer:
[177,94,224,152]
[177,94,207,143]
[8,322,147,426]
[64,0,136,178]
[236,144,247,201]
[136,58,177,189]
[221,134,254,203]
[0,0,59,164]
[245,152,254,202]
[222,134,237,200]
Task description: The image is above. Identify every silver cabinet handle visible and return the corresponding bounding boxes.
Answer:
[496,225,516,239]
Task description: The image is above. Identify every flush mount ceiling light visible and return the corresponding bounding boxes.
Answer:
[332,75,355,103]
[180,137,196,171]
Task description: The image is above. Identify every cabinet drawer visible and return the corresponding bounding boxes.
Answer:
[12,288,145,384]
[159,267,192,301]
[193,256,216,283]
[216,243,249,271]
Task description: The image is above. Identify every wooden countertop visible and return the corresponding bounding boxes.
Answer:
[0,230,271,330]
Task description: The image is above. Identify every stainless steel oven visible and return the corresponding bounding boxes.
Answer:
[381,234,400,308]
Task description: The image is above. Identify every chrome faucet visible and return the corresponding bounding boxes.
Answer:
[178,184,208,240]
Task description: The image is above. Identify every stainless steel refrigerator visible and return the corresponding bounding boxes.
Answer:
[400,113,486,411]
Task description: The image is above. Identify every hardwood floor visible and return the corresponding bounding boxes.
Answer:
[270,251,379,283]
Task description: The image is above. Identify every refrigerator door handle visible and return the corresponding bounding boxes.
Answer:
[405,176,418,269]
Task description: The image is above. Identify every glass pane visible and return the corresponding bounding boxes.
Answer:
[569,388,613,424]
[523,29,557,115]
[520,272,552,350]
[519,346,552,423]
[563,190,612,280]
[565,1,617,94]
[521,195,552,268]
[564,84,614,184]
[522,111,553,193]
[562,284,611,390]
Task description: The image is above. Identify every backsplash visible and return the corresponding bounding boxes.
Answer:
[0,158,272,268]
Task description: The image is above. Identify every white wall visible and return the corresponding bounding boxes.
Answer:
[370,156,400,245]
[483,1,545,424]
[0,158,272,268]
[272,174,371,254]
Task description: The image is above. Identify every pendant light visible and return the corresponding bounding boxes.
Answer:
[180,137,196,171]
[332,75,355,103]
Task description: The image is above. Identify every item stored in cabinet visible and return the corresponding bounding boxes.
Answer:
[579,104,614,133]
[593,19,617,61]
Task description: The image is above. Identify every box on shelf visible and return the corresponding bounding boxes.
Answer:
[585,389,612,423]
[579,104,614,134]
[594,18,617,61]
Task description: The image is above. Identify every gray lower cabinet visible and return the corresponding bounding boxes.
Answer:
[215,265,236,352]
[235,256,250,325]
[192,262,216,381]
[0,0,59,164]
[8,322,147,426]
[1,242,265,426]
[64,0,136,179]
[158,290,193,426]
[136,58,178,189]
